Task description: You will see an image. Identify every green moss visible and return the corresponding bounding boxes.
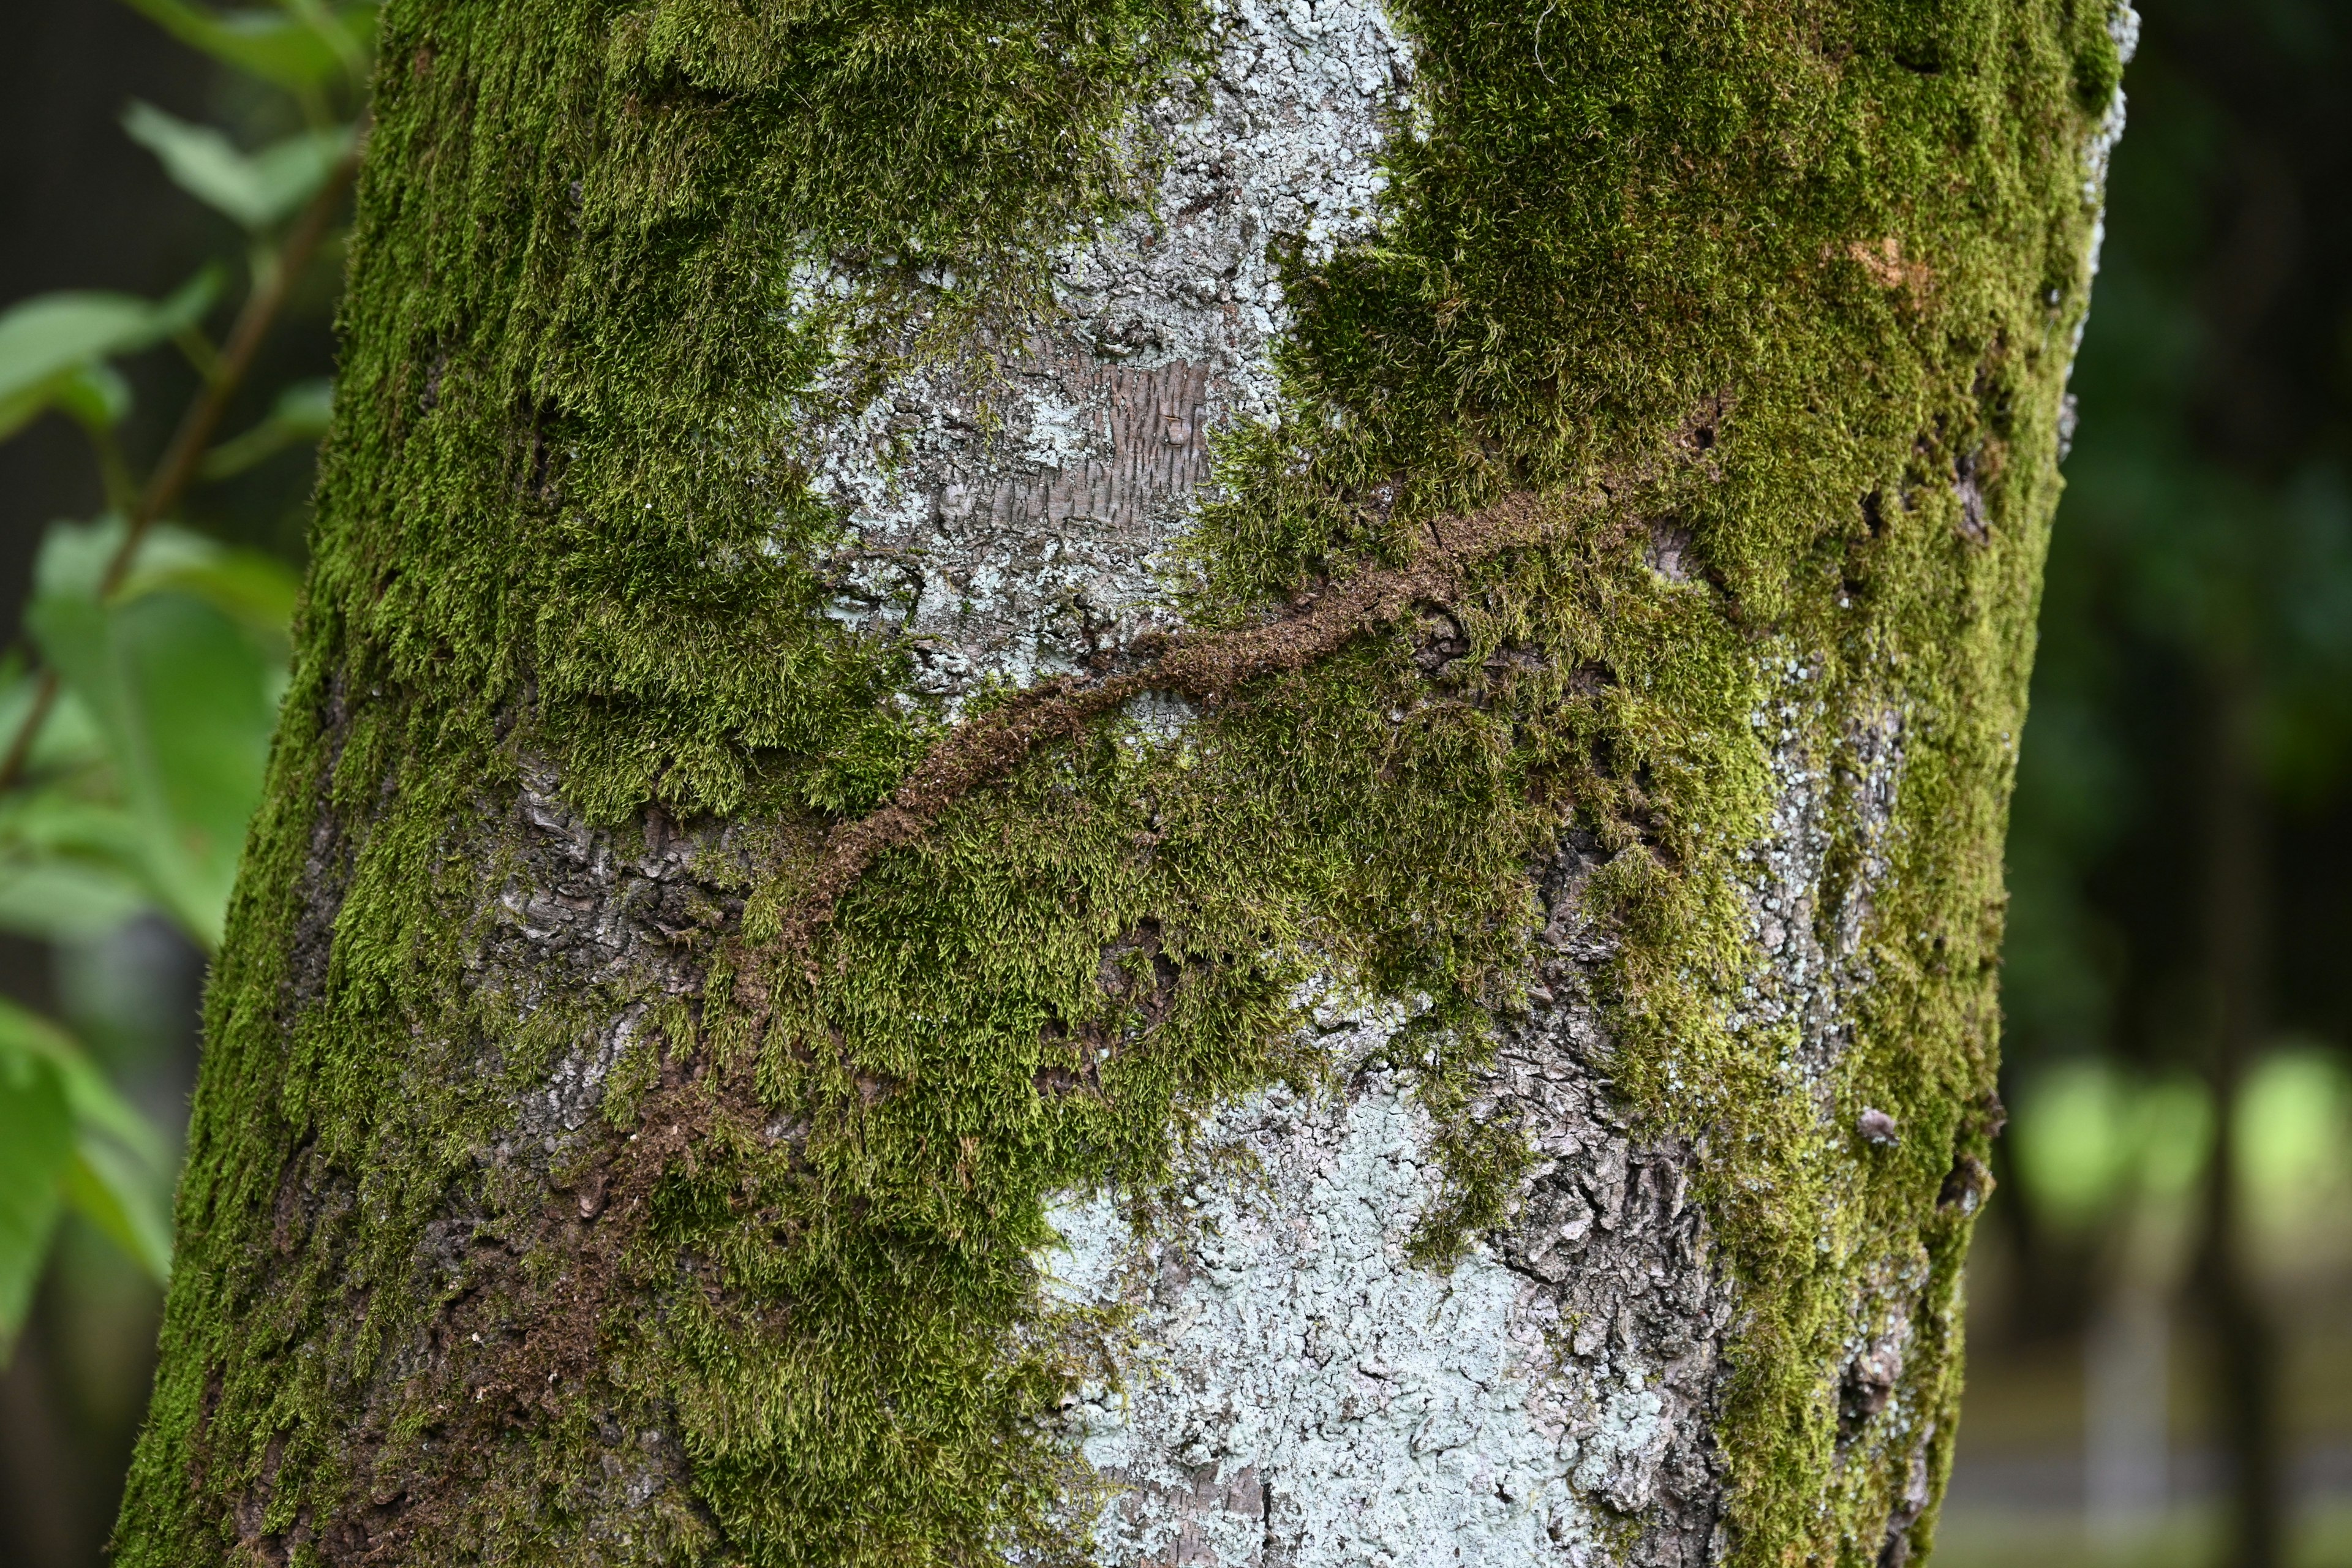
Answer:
[114,0,2109,1564]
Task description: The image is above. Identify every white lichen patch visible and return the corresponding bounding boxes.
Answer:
[791,0,1417,706]
[2070,3,2139,361]
[1730,652,1905,1108]
[1041,992,1717,1568]
[1021,653,1931,1567]
[2082,1,2139,210]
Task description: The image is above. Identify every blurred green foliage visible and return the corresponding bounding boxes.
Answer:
[2000,0,2352,1246]
[2009,1058,2213,1233]
[2008,1049,2352,1268]
[0,0,372,1356]
[0,276,217,443]
[3,523,293,949]
[1983,6,2352,1557]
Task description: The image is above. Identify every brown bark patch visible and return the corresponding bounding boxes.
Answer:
[1843,235,1934,300]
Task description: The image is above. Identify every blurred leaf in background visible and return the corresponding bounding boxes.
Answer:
[0,0,370,1368]
[0,273,217,443]
[6,522,293,954]
[200,375,331,480]
[2009,1060,2213,1238]
[2007,1049,2352,1273]
[119,0,374,91]
[0,997,172,1353]
[0,520,296,1344]
[121,103,352,234]
[2233,1046,2352,1275]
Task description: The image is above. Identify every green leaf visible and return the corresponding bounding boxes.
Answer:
[0,1038,73,1351]
[0,662,109,782]
[26,522,284,949]
[51,363,135,431]
[0,729,153,942]
[198,375,335,480]
[63,1140,173,1285]
[116,0,378,89]
[105,517,303,646]
[0,298,154,421]
[0,272,220,439]
[0,998,164,1164]
[0,526,293,946]
[36,514,299,631]
[0,660,151,941]
[0,790,151,867]
[123,103,355,232]
[34,514,201,603]
[33,590,277,948]
[0,858,151,943]
[130,550,303,646]
[268,375,335,436]
[0,1000,172,1303]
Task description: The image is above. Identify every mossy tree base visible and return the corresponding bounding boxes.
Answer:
[113,0,2126,1564]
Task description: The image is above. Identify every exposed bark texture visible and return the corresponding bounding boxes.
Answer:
[115,1,2128,1566]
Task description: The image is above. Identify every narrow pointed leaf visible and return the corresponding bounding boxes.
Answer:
[0,272,220,439]
[116,0,376,89]
[123,102,353,231]
[198,376,336,479]
[63,1140,173,1284]
[0,997,164,1164]
[0,1047,72,1349]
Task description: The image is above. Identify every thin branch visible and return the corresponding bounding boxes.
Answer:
[776,490,1572,959]
[0,149,358,793]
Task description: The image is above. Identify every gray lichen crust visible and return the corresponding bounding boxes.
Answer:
[1047,1065,1715,1567]
[1042,966,1735,1568]
[801,0,1414,703]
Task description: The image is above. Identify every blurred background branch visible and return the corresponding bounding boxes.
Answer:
[0,142,351,794]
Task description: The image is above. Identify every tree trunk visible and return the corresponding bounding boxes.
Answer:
[114,2,2132,1564]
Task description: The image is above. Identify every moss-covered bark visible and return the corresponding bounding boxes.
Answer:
[113,0,2126,1564]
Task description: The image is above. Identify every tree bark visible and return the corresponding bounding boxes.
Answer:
[114,2,2132,1565]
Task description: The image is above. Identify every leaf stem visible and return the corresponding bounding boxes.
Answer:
[172,326,227,385]
[84,421,141,515]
